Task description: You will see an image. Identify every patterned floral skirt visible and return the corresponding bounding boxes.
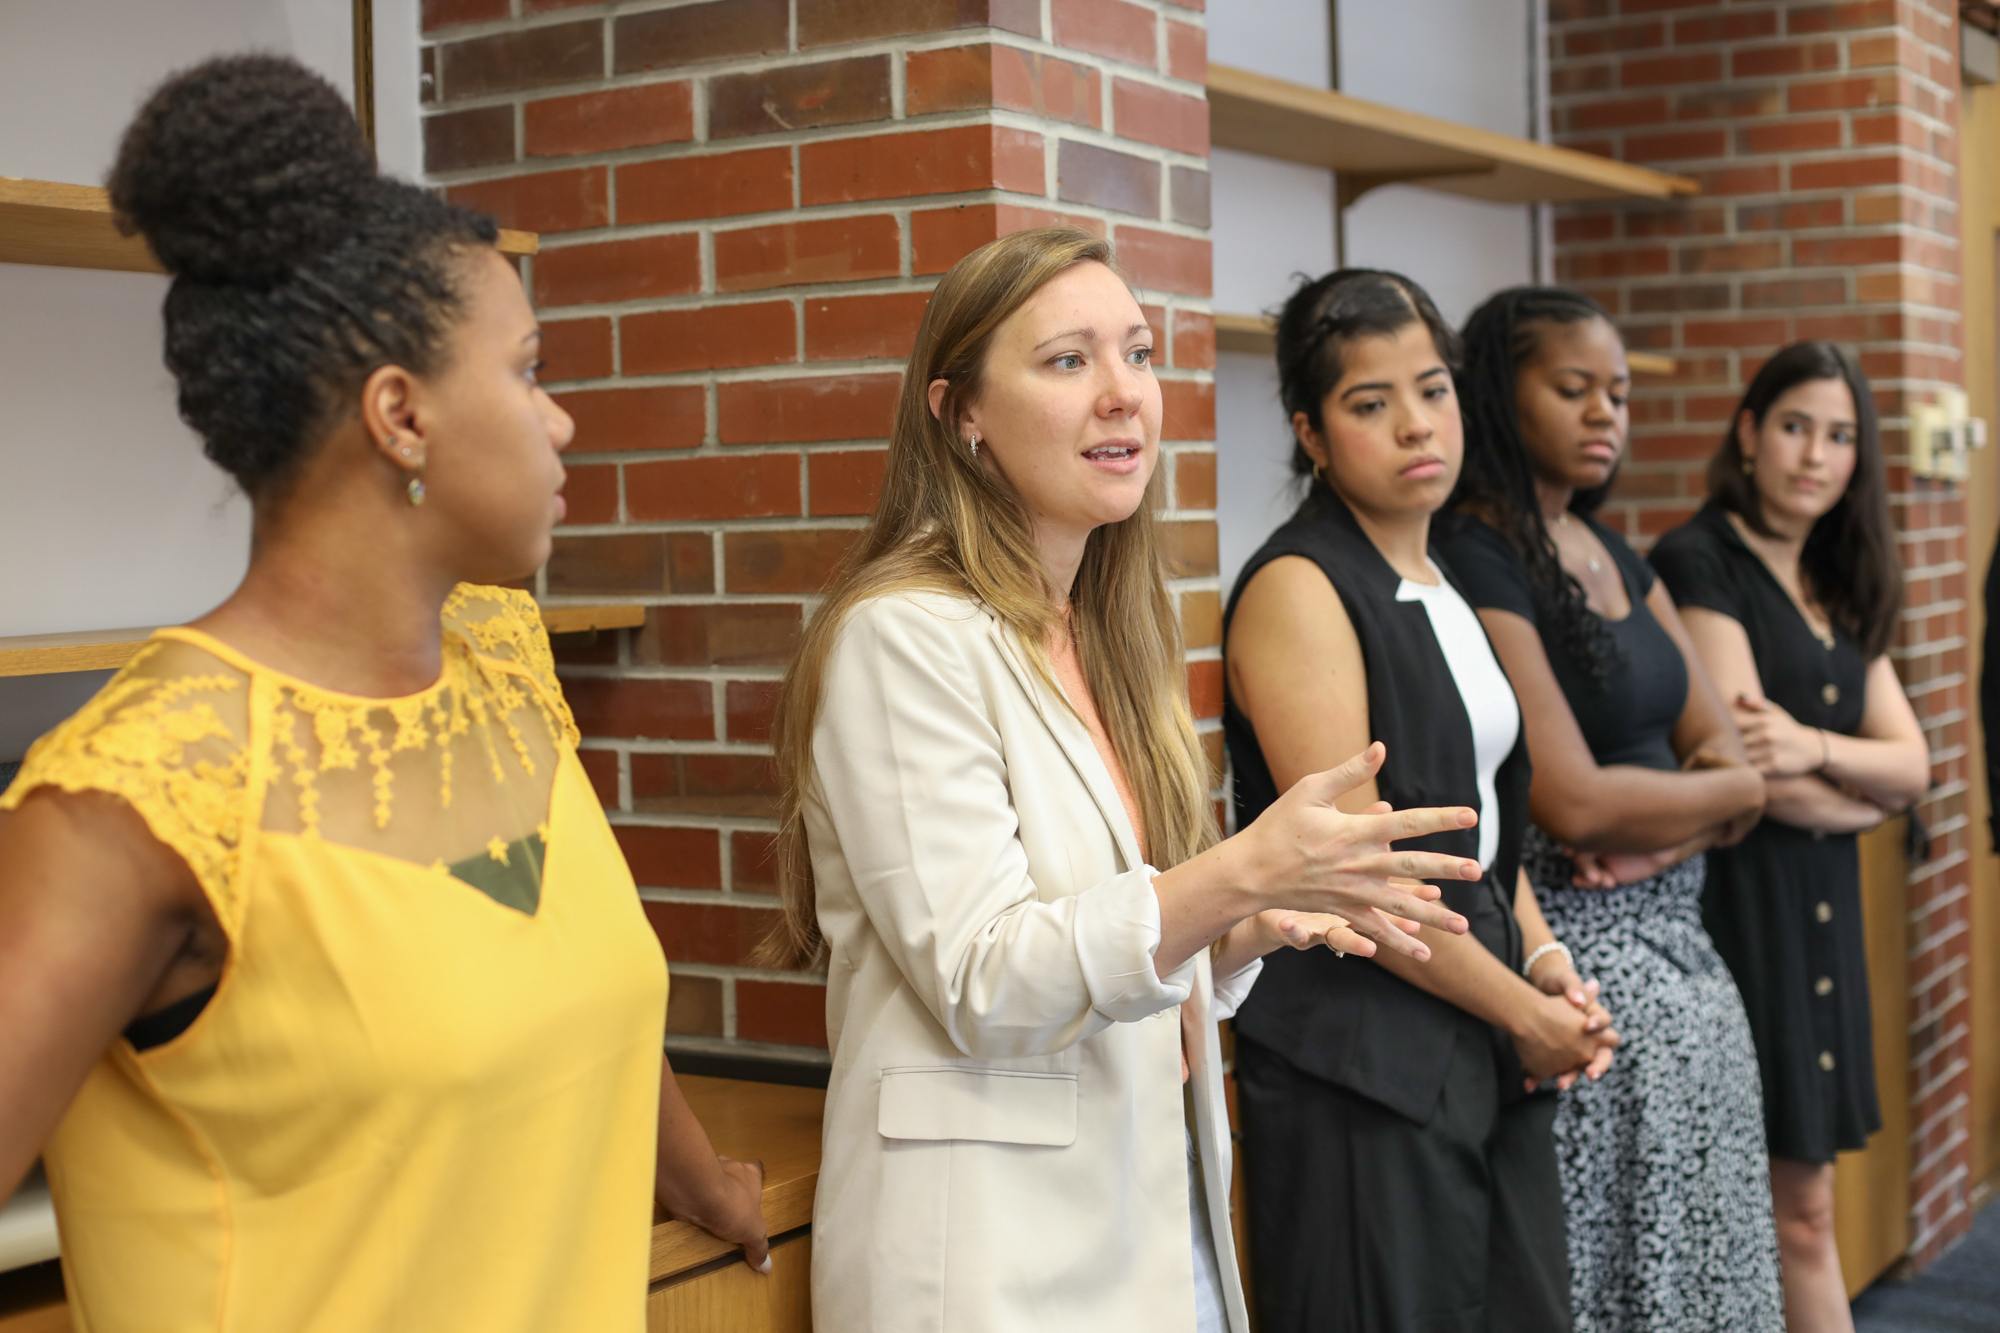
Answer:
[1524,829,1785,1332]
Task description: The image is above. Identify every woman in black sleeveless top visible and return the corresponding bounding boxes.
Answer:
[1436,288,1781,1332]
[1224,270,1619,1333]
[1651,343,1927,1333]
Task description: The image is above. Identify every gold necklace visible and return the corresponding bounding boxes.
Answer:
[1555,512,1603,573]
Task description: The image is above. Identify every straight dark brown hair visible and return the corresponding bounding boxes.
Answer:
[1707,340,1901,659]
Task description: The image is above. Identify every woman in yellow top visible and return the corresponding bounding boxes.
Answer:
[0,56,765,1331]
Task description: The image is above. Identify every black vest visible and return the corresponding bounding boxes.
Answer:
[1225,485,1531,1123]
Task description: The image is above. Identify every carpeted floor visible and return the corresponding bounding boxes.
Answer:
[1851,1201,2000,1331]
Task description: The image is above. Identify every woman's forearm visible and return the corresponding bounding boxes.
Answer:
[654,1061,735,1222]
[1534,761,1764,854]
[1762,775,1889,834]
[1151,839,1267,976]
[1821,732,1929,812]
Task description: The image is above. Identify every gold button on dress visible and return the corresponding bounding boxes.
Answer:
[1816,977,1834,996]
[1821,682,1840,705]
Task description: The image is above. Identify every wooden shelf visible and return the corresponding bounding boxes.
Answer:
[0,604,644,678]
[0,177,537,274]
[1213,311,1676,376]
[1208,65,1698,206]
[0,628,154,679]
[539,603,646,635]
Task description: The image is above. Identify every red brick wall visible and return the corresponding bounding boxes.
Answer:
[1548,0,1972,1264]
[419,0,1216,1062]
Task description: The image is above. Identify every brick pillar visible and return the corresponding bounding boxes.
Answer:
[417,0,1216,1062]
[1548,0,1971,1264]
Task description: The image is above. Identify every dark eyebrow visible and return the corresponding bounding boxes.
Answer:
[1339,365,1449,399]
[1557,365,1630,385]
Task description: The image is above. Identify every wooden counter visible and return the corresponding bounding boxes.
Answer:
[647,1075,824,1333]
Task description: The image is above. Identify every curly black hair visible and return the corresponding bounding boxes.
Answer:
[1450,286,1622,690]
[1274,268,1461,478]
[108,54,497,498]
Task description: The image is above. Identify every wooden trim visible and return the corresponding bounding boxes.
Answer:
[1208,64,1699,205]
[352,0,376,149]
[0,628,154,679]
[538,603,647,636]
[1212,310,1679,376]
[0,178,537,273]
[0,604,642,678]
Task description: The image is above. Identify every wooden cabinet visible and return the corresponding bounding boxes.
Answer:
[1834,819,1913,1295]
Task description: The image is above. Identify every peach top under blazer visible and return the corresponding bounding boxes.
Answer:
[802,590,1259,1333]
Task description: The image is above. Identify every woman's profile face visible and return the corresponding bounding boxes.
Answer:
[1739,376,1858,528]
[417,249,576,581]
[1513,315,1630,493]
[955,260,1162,546]
[1299,321,1462,522]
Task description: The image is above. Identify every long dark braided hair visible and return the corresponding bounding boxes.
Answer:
[1450,287,1623,689]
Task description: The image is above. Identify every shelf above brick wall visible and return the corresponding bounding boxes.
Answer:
[1212,311,1676,376]
[1207,65,1699,206]
[0,177,538,274]
[0,603,641,678]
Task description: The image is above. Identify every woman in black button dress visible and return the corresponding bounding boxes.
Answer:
[1650,342,1928,1333]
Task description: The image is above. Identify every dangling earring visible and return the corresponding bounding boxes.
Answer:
[407,473,427,506]
[1741,456,1755,476]
[967,432,980,459]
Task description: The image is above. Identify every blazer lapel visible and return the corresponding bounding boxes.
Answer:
[985,617,1147,873]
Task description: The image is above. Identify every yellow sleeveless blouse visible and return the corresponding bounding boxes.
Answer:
[1,585,666,1333]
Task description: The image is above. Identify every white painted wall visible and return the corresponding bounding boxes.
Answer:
[1208,0,1539,598]
[0,0,421,759]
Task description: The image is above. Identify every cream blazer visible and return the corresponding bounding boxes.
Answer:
[802,590,1259,1333]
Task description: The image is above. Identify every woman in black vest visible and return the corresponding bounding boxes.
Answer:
[1225,269,1619,1333]
[1435,287,1782,1331]
[1651,343,1927,1333]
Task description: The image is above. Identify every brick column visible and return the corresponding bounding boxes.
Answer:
[417,0,1216,1063]
[1548,0,1971,1264]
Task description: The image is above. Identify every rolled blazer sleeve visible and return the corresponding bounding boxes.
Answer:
[1209,956,1263,1023]
[812,595,1193,1059]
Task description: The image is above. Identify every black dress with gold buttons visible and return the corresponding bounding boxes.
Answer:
[1651,503,1880,1163]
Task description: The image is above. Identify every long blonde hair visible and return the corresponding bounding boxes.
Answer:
[766,227,1215,967]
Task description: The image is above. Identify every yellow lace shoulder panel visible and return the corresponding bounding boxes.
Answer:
[0,636,252,934]
[441,584,578,748]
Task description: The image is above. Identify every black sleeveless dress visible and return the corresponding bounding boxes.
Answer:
[1650,503,1880,1163]
[1437,511,1783,1333]
[1225,484,1569,1333]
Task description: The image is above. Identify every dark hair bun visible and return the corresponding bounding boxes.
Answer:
[109,54,379,284]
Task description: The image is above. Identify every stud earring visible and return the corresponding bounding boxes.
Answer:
[1741,456,1755,476]
[399,445,412,458]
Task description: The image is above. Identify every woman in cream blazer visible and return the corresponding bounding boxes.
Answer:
[772,229,1486,1333]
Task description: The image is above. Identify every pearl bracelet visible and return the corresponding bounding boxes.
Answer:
[1522,940,1572,981]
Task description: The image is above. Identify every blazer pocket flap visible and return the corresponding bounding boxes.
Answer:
[877,1067,1078,1146]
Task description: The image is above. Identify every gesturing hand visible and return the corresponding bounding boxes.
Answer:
[1244,743,1479,962]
